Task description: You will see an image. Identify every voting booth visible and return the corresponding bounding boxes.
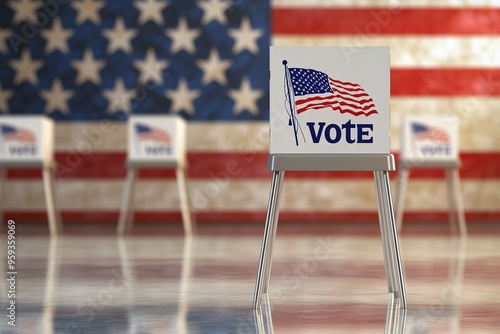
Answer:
[253,46,406,309]
[395,116,467,235]
[117,115,195,235]
[0,116,61,235]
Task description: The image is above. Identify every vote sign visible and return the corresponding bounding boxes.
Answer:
[128,115,187,165]
[401,115,459,162]
[0,116,54,166]
[270,46,390,155]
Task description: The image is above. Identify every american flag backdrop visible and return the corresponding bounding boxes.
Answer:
[1,0,499,223]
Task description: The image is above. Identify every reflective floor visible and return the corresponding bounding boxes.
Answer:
[1,222,499,333]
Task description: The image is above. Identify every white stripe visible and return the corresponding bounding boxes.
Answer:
[273,36,500,68]
[55,122,270,152]
[3,179,498,211]
[54,97,500,153]
[272,0,500,8]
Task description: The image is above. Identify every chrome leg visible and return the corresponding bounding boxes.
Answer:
[50,165,63,232]
[253,170,285,309]
[449,168,467,236]
[446,168,458,234]
[42,167,59,236]
[374,171,407,308]
[118,168,137,234]
[176,167,195,236]
[375,171,396,293]
[395,168,409,234]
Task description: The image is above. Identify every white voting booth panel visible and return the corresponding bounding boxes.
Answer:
[401,116,459,165]
[396,116,466,235]
[118,115,194,235]
[253,46,407,310]
[0,116,54,166]
[127,115,187,167]
[0,116,61,235]
[270,46,390,155]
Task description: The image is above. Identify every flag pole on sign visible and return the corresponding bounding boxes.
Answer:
[283,60,299,146]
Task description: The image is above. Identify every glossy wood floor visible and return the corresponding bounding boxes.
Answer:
[1,222,499,333]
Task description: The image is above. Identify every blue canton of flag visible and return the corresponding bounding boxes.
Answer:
[288,67,337,115]
[289,68,333,97]
[0,0,270,122]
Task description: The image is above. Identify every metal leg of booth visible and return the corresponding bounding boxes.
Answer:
[374,171,407,308]
[446,168,467,236]
[253,169,406,310]
[395,168,409,234]
[118,168,137,234]
[49,166,63,232]
[42,166,59,236]
[375,171,397,294]
[176,167,195,236]
[253,170,285,309]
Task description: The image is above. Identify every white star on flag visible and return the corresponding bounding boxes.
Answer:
[8,0,42,25]
[134,0,168,25]
[196,49,232,85]
[166,78,200,115]
[40,79,73,115]
[103,78,134,114]
[229,77,263,115]
[229,17,263,55]
[103,17,137,54]
[198,0,230,25]
[166,17,201,55]
[0,84,13,113]
[40,18,73,54]
[133,49,168,84]
[72,0,105,25]
[9,49,43,85]
[72,48,105,85]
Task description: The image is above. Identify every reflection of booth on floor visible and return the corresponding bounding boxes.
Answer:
[395,116,467,236]
[118,236,195,333]
[118,115,195,235]
[252,284,407,334]
[0,116,61,235]
[405,236,466,333]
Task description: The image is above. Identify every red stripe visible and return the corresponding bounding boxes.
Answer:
[392,69,500,96]
[5,152,500,179]
[296,95,337,112]
[273,8,500,35]
[3,210,500,223]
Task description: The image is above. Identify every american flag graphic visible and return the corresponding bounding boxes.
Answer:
[0,0,499,223]
[136,123,171,143]
[412,123,450,144]
[288,67,378,116]
[0,124,36,143]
